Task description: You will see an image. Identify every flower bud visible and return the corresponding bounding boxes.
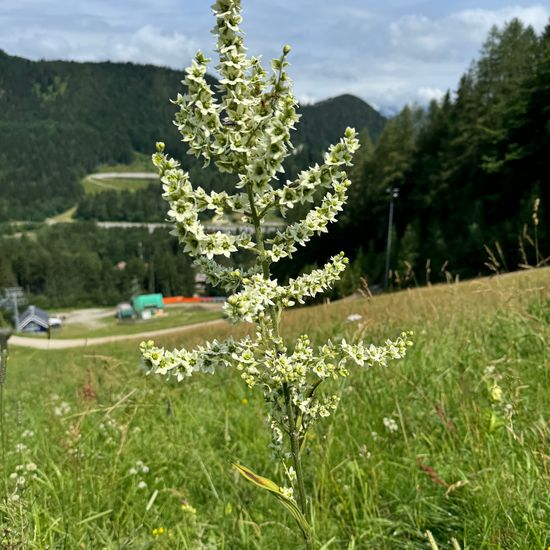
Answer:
[490,384,503,402]
[283,44,291,56]
[156,141,165,152]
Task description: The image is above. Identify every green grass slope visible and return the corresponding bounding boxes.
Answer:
[1,268,549,548]
[82,177,156,196]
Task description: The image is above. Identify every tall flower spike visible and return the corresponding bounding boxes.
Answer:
[142,2,412,547]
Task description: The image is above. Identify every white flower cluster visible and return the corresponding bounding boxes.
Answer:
[222,253,348,323]
[383,417,399,433]
[140,337,247,382]
[150,0,358,283]
[172,0,299,183]
[141,0,413,480]
[153,152,255,260]
[141,330,413,427]
[8,462,39,503]
[128,459,150,490]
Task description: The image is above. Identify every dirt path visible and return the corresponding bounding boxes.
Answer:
[88,172,158,180]
[10,319,226,350]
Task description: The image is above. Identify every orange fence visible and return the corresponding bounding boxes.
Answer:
[163,296,226,304]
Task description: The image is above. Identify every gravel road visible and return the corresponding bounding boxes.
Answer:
[10,319,226,350]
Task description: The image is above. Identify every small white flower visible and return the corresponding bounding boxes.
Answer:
[286,466,296,482]
[383,417,399,433]
[280,486,294,500]
[490,384,503,402]
[54,402,71,416]
[26,463,37,472]
[346,313,362,323]
[359,445,371,459]
[137,480,147,490]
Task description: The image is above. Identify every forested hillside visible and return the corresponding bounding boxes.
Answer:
[75,94,386,223]
[283,19,550,285]
[0,50,385,221]
[0,223,195,307]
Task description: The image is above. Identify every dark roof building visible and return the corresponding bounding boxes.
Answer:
[17,305,50,333]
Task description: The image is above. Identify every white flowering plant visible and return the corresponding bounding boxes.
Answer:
[140,1,412,546]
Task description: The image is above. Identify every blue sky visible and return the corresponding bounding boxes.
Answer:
[1,1,548,111]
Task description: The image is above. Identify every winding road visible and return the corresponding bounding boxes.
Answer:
[35,172,287,235]
[88,172,158,180]
[9,319,226,350]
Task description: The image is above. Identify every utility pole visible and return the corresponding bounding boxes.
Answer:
[4,287,25,331]
[384,188,399,290]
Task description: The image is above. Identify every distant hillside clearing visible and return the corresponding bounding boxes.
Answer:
[82,172,158,195]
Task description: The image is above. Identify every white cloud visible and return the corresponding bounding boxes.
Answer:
[337,7,375,22]
[1,22,197,68]
[416,87,446,103]
[390,5,549,61]
[296,92,318,105]
[107,26,198,67]
[454,5,548,34]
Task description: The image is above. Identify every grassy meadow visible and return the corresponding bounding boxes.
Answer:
[82,177,156,196]
[1,269,549,549]
[94,153,157,175]
[82,153,158,195]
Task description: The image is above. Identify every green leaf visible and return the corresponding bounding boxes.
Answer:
[233,462,280,493]
[233,463,311,539]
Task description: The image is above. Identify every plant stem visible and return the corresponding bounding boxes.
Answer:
[0,350,6,494]
[0,386,4,492]
[246,183,313,549]
[283,383,312,549]
[246,184,280,333]
[534,224,539,267]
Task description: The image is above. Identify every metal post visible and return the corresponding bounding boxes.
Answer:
[0,330,10,353]
[12,293,19,331]
[0,329,11,385]
[0,328,9,489]
[384,188,399,290]
[4,287,24,331]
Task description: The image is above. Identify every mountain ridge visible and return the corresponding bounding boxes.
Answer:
[0,50,386,221]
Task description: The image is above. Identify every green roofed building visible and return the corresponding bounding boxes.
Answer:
[131,293,164,320]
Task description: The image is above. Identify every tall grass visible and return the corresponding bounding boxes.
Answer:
[0,268,549,548]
